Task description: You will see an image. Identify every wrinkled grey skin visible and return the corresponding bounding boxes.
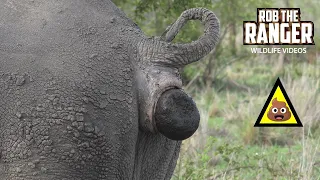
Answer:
[0,0,220,179]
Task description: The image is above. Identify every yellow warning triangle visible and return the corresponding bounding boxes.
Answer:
[254,78,303,127]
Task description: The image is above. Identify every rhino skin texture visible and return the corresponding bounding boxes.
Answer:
[0,0,220,179]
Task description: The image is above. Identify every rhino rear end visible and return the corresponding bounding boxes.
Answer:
[0,0,220,179]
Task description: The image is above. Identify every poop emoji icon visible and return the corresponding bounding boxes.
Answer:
[267,98,291,121]
[254,78,302,127]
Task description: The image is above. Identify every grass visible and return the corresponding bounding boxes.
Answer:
[172,56,320,180]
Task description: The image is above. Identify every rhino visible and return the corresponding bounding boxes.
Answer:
[0,0,220,179]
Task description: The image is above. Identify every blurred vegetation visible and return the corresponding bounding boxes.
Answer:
[113,0,320,179]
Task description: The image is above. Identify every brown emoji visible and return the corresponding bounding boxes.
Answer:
[267,98,291,121]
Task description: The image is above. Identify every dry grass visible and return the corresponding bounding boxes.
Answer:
[174,59,320,179]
